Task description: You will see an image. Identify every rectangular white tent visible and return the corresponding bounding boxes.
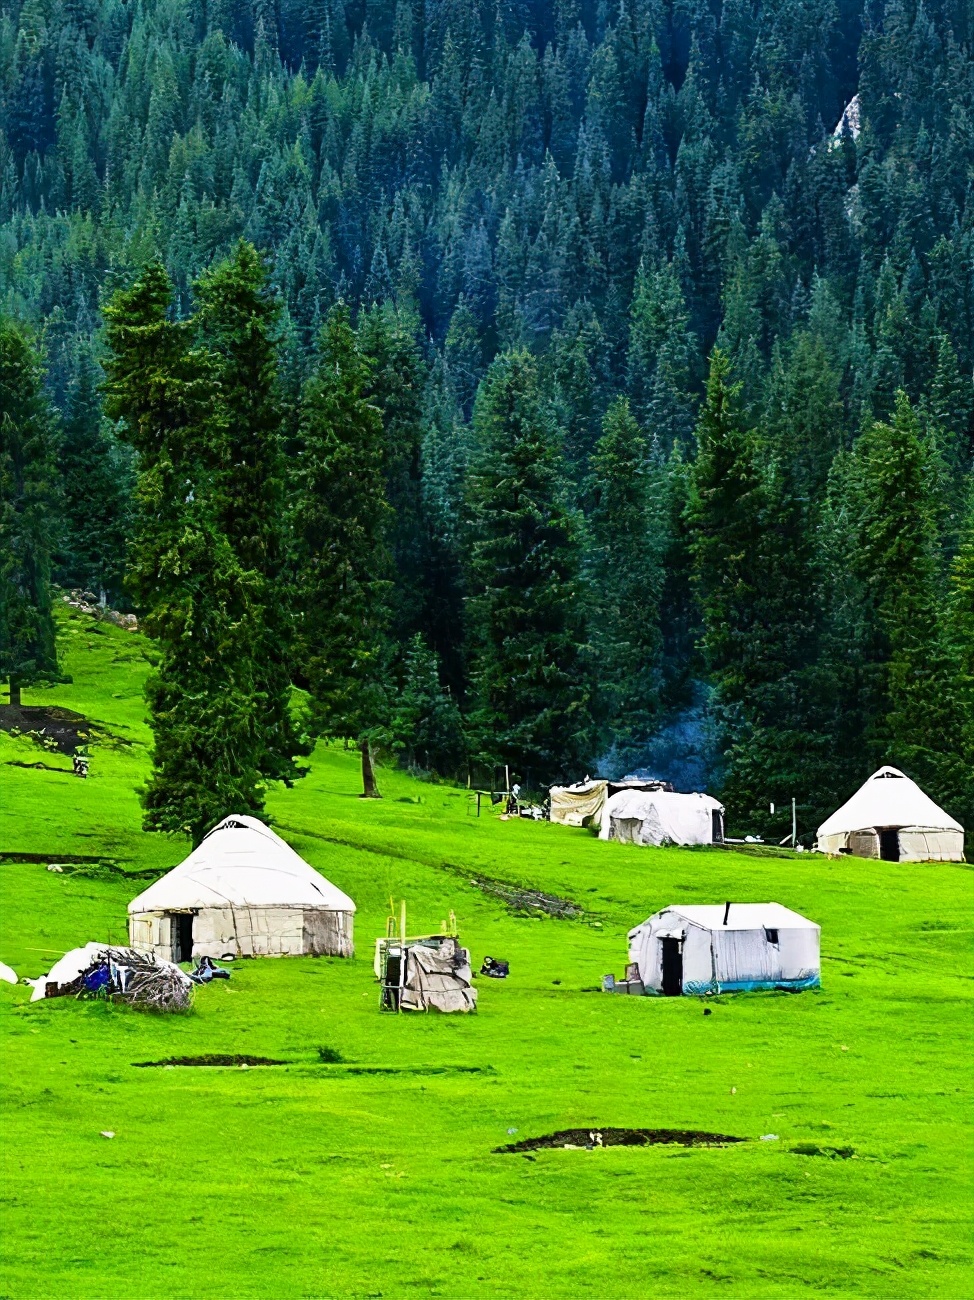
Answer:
[628,903,820,996]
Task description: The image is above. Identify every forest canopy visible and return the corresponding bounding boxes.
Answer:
[1,0,972,843]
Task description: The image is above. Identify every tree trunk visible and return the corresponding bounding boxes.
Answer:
[8,679,21,707]
[360,738,381,798]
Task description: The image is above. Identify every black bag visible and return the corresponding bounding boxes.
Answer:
[480,956,509,978]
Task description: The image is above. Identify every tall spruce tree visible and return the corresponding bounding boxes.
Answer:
[193,240,306,782]
[56,343,132,605]
[389,633,466,776]
[465,349,594,787]
[0,319,61,707]
[847,394,970,816]
[293,304,393,797]
[102,265,265,844]
[586,397,663,766]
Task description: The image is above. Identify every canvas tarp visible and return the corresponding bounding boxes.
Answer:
[549,780,608,827]
[599,790,723,847]
[816,766,964,862]
[400,940,478,1013]
[628,903,820,995]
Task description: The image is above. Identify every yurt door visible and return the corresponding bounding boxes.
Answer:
[661,938,683,996]
[879,829,900,861]
[167,913,195,963]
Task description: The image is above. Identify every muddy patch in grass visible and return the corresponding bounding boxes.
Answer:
[337,1064,492,1076]
[495,1127,745,1153]
[0,704,134,753]
[134,1054,287,1068]
[441,864,586,919]
[790,1143,855,1159]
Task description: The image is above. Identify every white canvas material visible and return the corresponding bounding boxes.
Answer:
[599,789,723,846]
[549,779,609,827]
[816,767,964,862]
[628,903,820,996]
[128,816,356,960]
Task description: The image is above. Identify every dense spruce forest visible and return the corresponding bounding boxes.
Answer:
[1,0,972,844]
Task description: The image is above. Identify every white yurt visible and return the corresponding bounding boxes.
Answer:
[549,778,671,829]
[628,903,820,996]
[599,788,724,847]
[128,815,356,962]
[816,766,965,862]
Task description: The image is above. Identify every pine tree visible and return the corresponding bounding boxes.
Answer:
[389,633,466,776]
[293,304,393,797]
[465,349,594,787]
[102,265,265,844]
[848,393,970,813]
[192,240,306,783]
[0,319,61,707]
[56,344,132,605]
[586,397,662,766]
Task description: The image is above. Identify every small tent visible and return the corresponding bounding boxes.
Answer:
[599,789,724,847]
[628,903,820,996]
[816,766,964,862]
[549,778,670,829]
[128,815,356,961]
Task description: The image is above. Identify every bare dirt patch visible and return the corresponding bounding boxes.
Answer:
[134,1055,287,1068]
[495,1127,745,1153]
[790,1143,855,1159]
[0,705,94,754]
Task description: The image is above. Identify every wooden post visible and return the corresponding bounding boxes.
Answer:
[8,679,21,707]
[360,739,380,798]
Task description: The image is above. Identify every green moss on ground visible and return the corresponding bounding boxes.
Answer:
[1,607,972,1298]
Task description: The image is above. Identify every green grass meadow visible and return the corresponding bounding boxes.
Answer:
[1,606,972,1299]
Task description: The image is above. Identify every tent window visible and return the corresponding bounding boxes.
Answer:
[765,928,779,946]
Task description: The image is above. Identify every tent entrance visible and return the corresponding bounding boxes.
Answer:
[168,913,195,963]
[878,829,900,862]
[661,938,683,996]
[711,809,724,843]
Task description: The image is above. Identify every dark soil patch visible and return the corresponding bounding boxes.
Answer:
[5,760,73,774]
[133,1055,287,1068]
[495,1127,745,1153]
[790,1143,855,1159]
[338,1065,490,1076]
[442,864,586,919]
[0,705,93,754]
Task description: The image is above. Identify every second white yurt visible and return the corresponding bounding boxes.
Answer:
[628,903,820,996]
[599,788,724,847]
[128,816,356,962]
[816,766,964,862]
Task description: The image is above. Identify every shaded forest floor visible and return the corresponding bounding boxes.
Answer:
[0,607,972,1298]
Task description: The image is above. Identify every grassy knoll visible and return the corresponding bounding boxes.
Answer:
[1,607,972,1299]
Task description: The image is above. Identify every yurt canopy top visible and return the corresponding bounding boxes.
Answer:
[817,767,962,838]
[128,816,356,914]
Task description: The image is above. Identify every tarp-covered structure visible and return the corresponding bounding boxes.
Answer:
[628,903,820,996]
[816,766,964,862]
[549,778,669,829]
[599,789,724,847]
[128,816,356,961]
[379,936,477,1013]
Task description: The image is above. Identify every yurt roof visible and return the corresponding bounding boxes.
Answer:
[606,789,723,819]
[817,767,962,838]
[128,816,356,914]
[629,902,817,937]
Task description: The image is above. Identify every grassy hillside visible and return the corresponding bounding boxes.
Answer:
[1,606,972,1299]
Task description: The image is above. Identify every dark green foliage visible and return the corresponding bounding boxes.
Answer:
[465,350,594,787]
[56,344,132,604]
[0,319,61,705]
[389,634,466,777]
[586,398,662,766]
[193,240,307,782]
[102,265,265,844]
[292,305,393,767]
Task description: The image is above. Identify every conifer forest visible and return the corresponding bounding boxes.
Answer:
[1,0,972,845]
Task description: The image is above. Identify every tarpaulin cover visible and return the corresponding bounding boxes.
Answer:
[549,780,608,827]
[628,903,820,996]
[599,790,723,846]
[400,939,478,1013]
